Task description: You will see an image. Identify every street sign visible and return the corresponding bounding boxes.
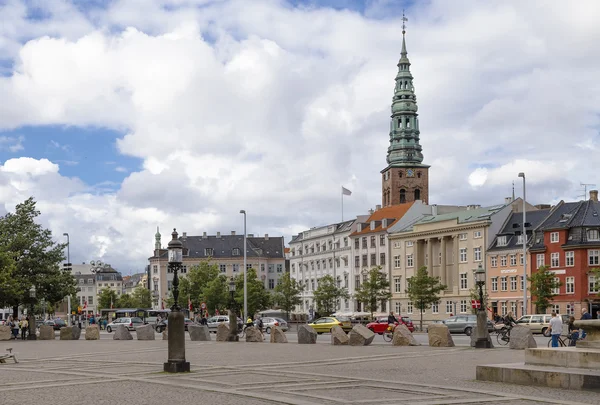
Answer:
[471,299,481,309]
[201,302,206,310]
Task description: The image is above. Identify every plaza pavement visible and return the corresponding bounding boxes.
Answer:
[1,332,598,405]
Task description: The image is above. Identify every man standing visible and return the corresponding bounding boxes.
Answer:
[581,308,592,320]
[548,312,563,348]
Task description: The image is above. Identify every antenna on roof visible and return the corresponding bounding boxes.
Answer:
[579,182,596,199]
[512,181,515,201]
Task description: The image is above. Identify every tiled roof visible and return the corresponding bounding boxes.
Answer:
[156,235,285,259]
[488,209,551,252]
[350,202,414,236]
[289,219,356,244]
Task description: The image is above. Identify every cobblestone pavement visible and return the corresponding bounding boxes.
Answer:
[0,340,597,405]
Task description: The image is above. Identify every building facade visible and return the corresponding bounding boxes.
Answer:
[529,192,600,318]
[381,28,430,206]
[149,229,286,311]
[289,220,356,314]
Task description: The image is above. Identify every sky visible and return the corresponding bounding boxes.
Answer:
[1,0,599,274]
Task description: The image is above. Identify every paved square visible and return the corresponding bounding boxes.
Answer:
[1,338,598,405]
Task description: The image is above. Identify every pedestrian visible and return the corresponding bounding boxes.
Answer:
[567,316,579,346]
[548,312,562,347]
[200,315,207,326]
[581,308,592,320]
[9,316,19,340]
[21,317,29,340]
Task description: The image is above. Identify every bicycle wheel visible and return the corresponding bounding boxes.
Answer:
[383,332,392,342]
[496,331,509,346]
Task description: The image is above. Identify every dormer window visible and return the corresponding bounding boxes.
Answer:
[232,248,240,256]
[497,236,508,247]
[588,230,600,241]
[205,248,214,256]
[370,221,375,230]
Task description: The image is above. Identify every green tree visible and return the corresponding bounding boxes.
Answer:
[405,266,447,332]
[98,288,118,310]
[0,197,75,317]
[180,261,220,310]
[273,272,304,320]
[0,249,19,308]
[234,268,271,318]
[202,275,229,315]
[132,286,152,308]
[354,266,392,318]
[312,275,349,316]
[117,293,136,308]
[528,265,562,313]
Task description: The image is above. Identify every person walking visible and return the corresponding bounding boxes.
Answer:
[9,317,19,340]
[20,317,29,340]
[567,316,579,346]
[548,312,563,348]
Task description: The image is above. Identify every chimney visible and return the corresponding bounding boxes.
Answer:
[202,232,207,239]
[368,208,374,214]
[590,190,598,202]
[182,232,187,239]
[217,232,221,238]
[376,204,381,210]
[264,234,269,240]
[505,197,512,204]
[431,204,438,216]
[231,231,236,235]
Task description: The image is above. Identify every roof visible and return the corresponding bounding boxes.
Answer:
[488,209,551,252]
[350,203,414,236]
[289,219,356,244]
[396,204,508,233]
[157,235,285,259]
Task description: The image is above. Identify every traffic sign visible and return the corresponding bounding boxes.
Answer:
[201,302,206,310]
[471,299,481,309]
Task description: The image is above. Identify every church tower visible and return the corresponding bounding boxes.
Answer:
[381,17,430,207]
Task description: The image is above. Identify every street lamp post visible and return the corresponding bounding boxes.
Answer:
[63,233,71,325]
[28,286,37,340]
[474,264,492,348]
[240,210,247,320]
[163,229,190,373]
[518,172,528,316]
[227,276,239,341]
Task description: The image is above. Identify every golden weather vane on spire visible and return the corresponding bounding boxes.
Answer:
[402,9,408,34]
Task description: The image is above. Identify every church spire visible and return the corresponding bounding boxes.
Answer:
[155,226,161,251]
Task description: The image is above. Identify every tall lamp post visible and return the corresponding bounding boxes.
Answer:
[518,172,527,316]
[474,264,492,348]
[227,276,239,341]
[240,210,247,320]
[163,229,190,373]
[28,286,37,340]
[63,233,71,325]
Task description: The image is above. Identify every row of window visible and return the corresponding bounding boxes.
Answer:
[395,300,470,315]
[292,238,350,256]
[291,258,345,273]
[490,254,524,267]
[549,230,600,244]
[76,296,95,305]
[534,250,600,268]
[301,275,348,291]
[354,235,387,249]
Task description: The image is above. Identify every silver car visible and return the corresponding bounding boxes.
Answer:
[443,315,494,336]
[206,315,230,332]
[106,317,144,333]
[260,317,288,333]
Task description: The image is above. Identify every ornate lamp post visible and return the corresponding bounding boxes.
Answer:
[28,286,37,340]
[163,229,190,373]
[474,264,492,348]
[227,276,239,341]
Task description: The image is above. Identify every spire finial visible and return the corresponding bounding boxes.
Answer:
[402,9,408,35]
[512,181,516,201]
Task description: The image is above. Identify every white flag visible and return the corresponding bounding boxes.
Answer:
[342,186,352,196]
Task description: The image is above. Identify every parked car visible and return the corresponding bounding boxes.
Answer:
[106,317,144,333]
[399,316,415,332]
[260,317,288,333]
[155,318,195,333]
[308,316,352,334]
[443,315,494,336]
[39,319,67,331]
[424,320,445,333]
[515,314,553,335]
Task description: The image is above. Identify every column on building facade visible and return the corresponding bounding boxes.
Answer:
[416,239,425,270]
[452,234,460,292]
[427,238,434,277]
[440,236,447,286]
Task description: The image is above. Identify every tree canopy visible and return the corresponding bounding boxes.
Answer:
[179,261,220,310]
[98,288,118,310]
[312,274,349,316]
[0,197,75,316]
[528,265,562,313]
[234,268,271,318]
[354,266,392,318]
[273,271,304,319]
[405,266,447,331]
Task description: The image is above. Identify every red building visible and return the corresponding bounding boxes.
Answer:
[529,191,600,318]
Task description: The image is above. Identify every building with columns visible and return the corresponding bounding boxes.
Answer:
[381,26,429,207]
[387,201,529,319]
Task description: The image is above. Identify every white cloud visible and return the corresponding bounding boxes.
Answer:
[0,135,24,152]
[0,0,599,269]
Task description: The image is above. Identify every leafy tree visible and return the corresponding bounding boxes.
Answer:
[354,266,392,318]
[0,197,75,317]
[234,268,271,319]
[98,288,118,310]
[0,250,19,308]
[312,274,349,316]
[202,275,229,315]
[590,268,600,296]
[132,286,152,308]
[528,265,562,313]
[117,293,136,308]
[405,266,447,332]
[180,261,220,310]
[273,272,304,320]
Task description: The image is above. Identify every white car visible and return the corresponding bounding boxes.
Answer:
[106,317,144,333]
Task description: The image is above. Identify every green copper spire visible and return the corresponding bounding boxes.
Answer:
[385,17,428,168]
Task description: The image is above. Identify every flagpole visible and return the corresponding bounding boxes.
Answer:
[341,186,344,222]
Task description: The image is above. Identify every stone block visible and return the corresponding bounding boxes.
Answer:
[72,326,81,340]
[509,326,537,350]
[392,324,420,346]
[113,325,133,340]
[162,330,168,340]
[85,325,99,340]
[348,324,375,346]
[59,327,73,340]
[136,324,155,340]
[245,326,264,342]
[331,325,349,345]
[188,324,211,341]
[297,324,317,344]
[269,326,287,343]
[216,323,229,342]
[427,324,455,347]
[0,325,11,341]
[470,331,494,348]
[39,325,55,340]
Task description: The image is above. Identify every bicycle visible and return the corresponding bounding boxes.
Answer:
[547,334,568,347]
[496,327,510,345]
[382,325,395,342]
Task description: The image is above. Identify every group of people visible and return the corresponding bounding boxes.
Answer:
[549,308,593,347]
[4,316,31,340]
